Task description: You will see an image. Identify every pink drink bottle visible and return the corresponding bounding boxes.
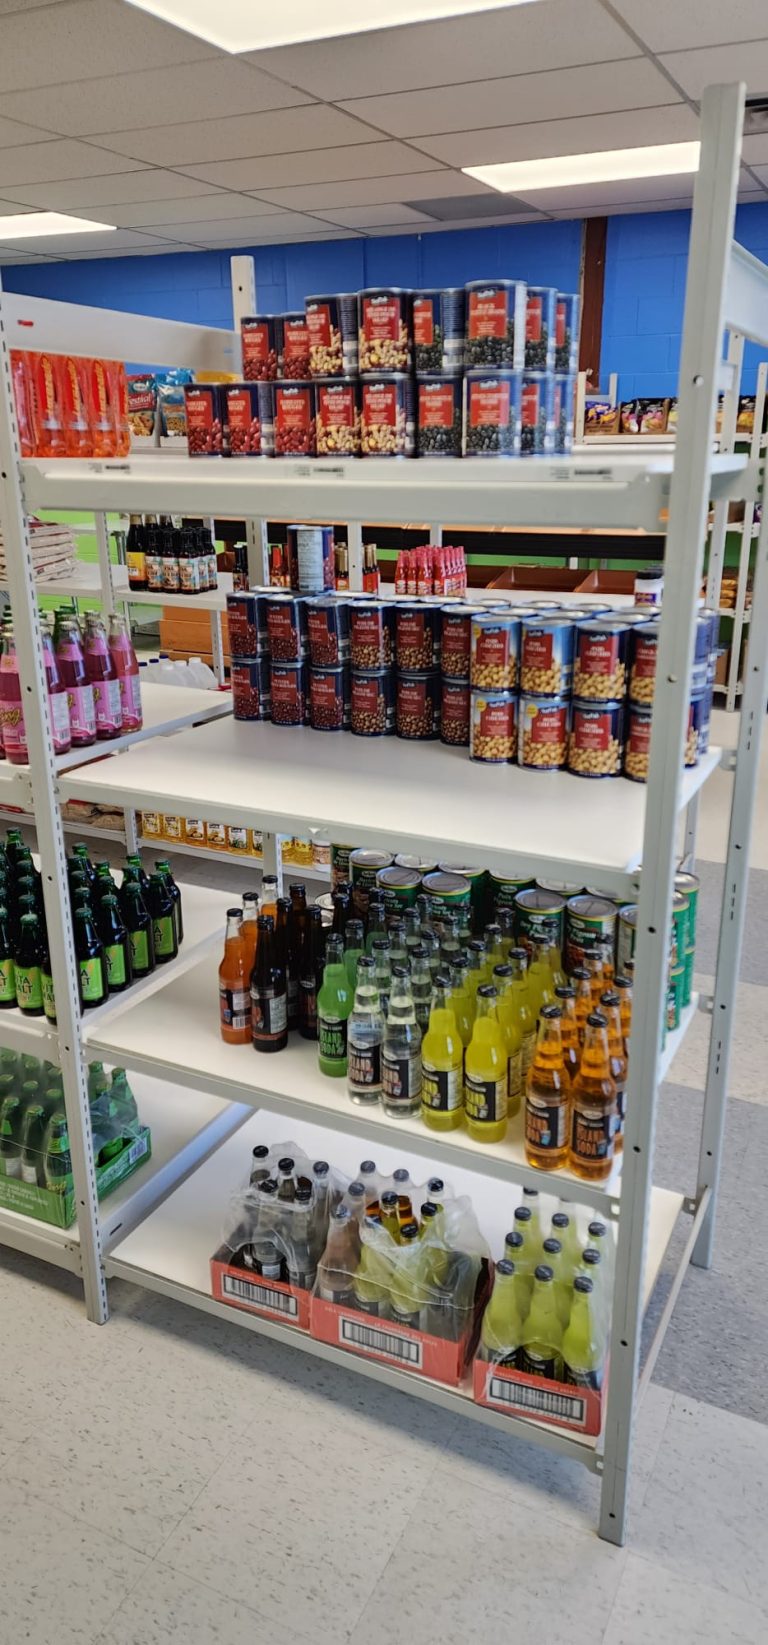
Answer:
[42,625,72,754]
[108,612,142,731]
[84,614,122,738]
[0,629,28,764]
[56,617,96,747]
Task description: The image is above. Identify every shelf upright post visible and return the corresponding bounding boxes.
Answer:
[598,80,746,1546]
[706,328,743,611]
[246,518,270,586]
[348,522,364,592]
[726,357,766,710]
[94,510,115,610]
[0,281,108,1324]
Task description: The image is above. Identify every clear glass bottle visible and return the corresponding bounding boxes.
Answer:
[403,907,422,962]
[409,943,433,1033]
[448,956,473,1049]
[343,918,365,990]
[347,956,384,1107]
[508,948,536,1078]
[382,965,422,1119]
[370,936,392,1018]
[387,919,409,971]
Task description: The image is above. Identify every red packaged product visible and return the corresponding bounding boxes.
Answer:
[28,352,66,458]
[278,313,311,379]
[106,360,131,456]
[184,386,223,457]
[89,358,117,457]
[10,351,34,457]
[61,356,93,458]
[395,549,408,595]
[274,382,315,457]
[241,316,277,382]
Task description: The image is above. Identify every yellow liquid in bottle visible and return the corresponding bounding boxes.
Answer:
[464,992,507,1144]
[496,983,524,1118]
[421,1001,464,1133]
[525,1008,570,1170]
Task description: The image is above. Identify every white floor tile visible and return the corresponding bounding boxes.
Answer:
[603,1551,768,1644]
[356,1469,625,1645]
[0,1477,147,1645]
[632,1393,768,1609]
[96,1561,305,1645]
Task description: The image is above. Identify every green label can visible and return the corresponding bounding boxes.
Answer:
[682,945,695,1009]
[331,843,355,889]
[394,853,437,874]
[437,861,487,928]
[514,887,565,955]
[616,905,637,976]
[674,871,700,951]
[670,893,689,969]
[565,894,617,973]
[422,870,472,922]
[376,865,421,914]
[666,965,684,1032]
[491,872,536,914]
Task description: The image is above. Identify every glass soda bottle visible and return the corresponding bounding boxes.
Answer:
[14,911,44,1015]
[520,1264,564,1381]
[555,983,580,1081]
[483,924,505,980]
[347,955,384,1106]
[526,937,555,1019]
[382,965,422,1119]
[504,1225,533,1311]
[96,894,132,994]
[370,937,392,1019]
[614,972,633,1056]
[219,908,251,1045]
[352,1218,394,1317]
[562,1275,604,1389]
[56,617,96,747]
[84,615,122,739]
[44,1114,73,1196]
[275,897,296,1029]
[569,1010,617,1182]
[571,966,593,1046]
[0,629,27,764]
[41,624,72,754]
[20,1102,46,1185]
[600,989,628,1154]
[525,1003,570,1170]
[121,880,155,977]
[298,904,324,1041]
[464,984,507,1144]
[318,934,352,1076]
[147,872,178,964]
[0,902,16,1008]
[241,890,260,979]
[126,514,148,591]
[344,918,365,990]
[74,907,108,1008]
[480,1259,525,1365]
[551,1208,583,1273]
[421,972,463,1132]
[155,860,183,946]
[448,956,473,1050]
[108,613,142,731]
[251,913,288,1053]
[541,1235,571,1327]
[409,944,433,1034]
[260,873,278,925]
[493,963,523,1118]
[464,940,486,1020]
[508,949,536,1077]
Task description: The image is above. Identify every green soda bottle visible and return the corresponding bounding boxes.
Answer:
[494,963,524,1118]
[41,938,56,1025]
[480,1259,525,1365]
[95,861,119,898]
[317,935,352,1077]
[19,1102,46,1185]
[343,919,365,989]
[519,1264,564,1381]
[5,827,26,871]
[155,860,183,945]
[71,843,96,886]
[147,873,178,964]
[96,895,132,994]
[125,854,151,897]
[541,1235,571,1327]
[121,881,155,978]
[562,1275,604,1390]
[44,1114,73,1196]
[0,1093,22,1178]
[0,902,16,1008]
[110,1068,139,1129]
[14,911,44,1016]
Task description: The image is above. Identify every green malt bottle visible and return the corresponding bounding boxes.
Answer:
[0,902,16,1008]
[44,1114,73,1196]
[121,881,155,978]
[96,895,132,994]
[147,873,178,965]
[74,908,108,1008]
[14,911,44,1016]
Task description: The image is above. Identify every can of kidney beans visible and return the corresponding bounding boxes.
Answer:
[416,376,462,457]
[463,371,522,456]
[231,656,271,721]
[223,382,274,457]
[464,279,526,369]
[270,662,308,726]
[552,374,576,454]
[350,600,395,668]
[520,370,554,455]
[555,293,581,373]
[274,381,316,457]
[241,316,278,381]
[361,374,414,457]
[441,677,470,746]
[306,597,350,665]
[227,592,269,657]
[567,699,624,778]
[288,524,334,595]
[266,593,308,661]
[397,670,441,739]
[309,664,350,732]
[525,286,556,371]
[441,604,483,679]
[350,667,396,736]
[396,603,442,671]
[306,293,359,377]
[358,288,412,374]
[413,288,466,376]
[276,312,311,379]
[184,385,223,456]
[314,377,361,458]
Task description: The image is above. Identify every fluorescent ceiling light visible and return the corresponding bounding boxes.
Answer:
[0,212,116,240]
[464,141,701,193]
[124,0,539,53]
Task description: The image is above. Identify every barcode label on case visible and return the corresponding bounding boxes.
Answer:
[340,1318,422,1366]
[222,1275,298,1316]
[487,1374,586,1425]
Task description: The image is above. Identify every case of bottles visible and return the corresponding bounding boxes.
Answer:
[210,1141,345,1332]
[309,1182,490,1387]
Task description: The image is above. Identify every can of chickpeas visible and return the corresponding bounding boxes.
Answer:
[629,621,659,704]
[519,694,570,770]
[520,615,575,696]
[624,702,652,783]
[470,612,520,691]
[360,374,415,457]
[567,699,624,778]
[573,618,629,701]
[470,689,517,763]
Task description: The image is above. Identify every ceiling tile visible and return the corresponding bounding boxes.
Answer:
[0,115,57,150]
[743,134,768,166]
[0,0,215,93]
[610,1,768,53]
[411,192,539,221]
[89,106,380,167]
[194,229,362,248]
[310,204,435,229]
[405,105,699,168]
[252,169,489,213]
[0,170,233,210]
[0,141,145,189]
[0,250,64,264]
[514,173,697,213]
[0,0,75,10]
[340,58,679,141]
[0,227,173,258]
[60,241,209,259]
[158,212,326,242]
[548,199,694,219]
[660,41,768,99]
[183,141,440,193]
[371,213,548,235]
[245,2,640,101]
[0,59,311,138]
[72,192,270,229]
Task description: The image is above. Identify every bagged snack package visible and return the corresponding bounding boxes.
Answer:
[10,350,35,457]
[107,361,131,456]
[61,356,93,457]
[158,369,194,440]
[127,374,158,441]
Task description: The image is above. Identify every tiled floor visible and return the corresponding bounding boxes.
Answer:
[2,707,767,1644]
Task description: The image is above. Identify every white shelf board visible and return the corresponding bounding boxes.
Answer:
[0,758,34,810]
[0,1201,80,1272]
[105,1105,683,1460]
[59,718,723,895]
[54,682,232,772]
[20,451,750,534]
[84,953,700,1214]
[138,835,330,881]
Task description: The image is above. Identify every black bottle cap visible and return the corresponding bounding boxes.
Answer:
[348,1181,365,1199]
[400,1221,419,1242]
[586,1010,608,1028]
[540,1003,562,1019]
[380,1191,398,1209]
[313,1160,330,1177]
[588,1220,607,1238]
[534,1264,554,1283]
[574,1275,593,1294]
[496,1259,515,1276]
[427,1178,444,1193]
[600,990,620,1007]
[252,1145,269,1161]
[359,1160,377,1175]
[582,1247,602,1267]
[278,1157,295,1173]
[552,1212,570,1229]
[420,1202,439,1220]
[477,983,497,999]
[504,1231,523,1250]
[543,1237,562,1256]
[523,1186,539,1199]
[514,1206,532,1224]
[555,984,575,1000]
[393,1168,410,1184]
[493,964,512,979]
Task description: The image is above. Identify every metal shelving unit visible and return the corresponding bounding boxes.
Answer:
[0,82,766,1548]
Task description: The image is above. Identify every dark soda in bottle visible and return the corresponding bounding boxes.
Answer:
[74,907,108,1008]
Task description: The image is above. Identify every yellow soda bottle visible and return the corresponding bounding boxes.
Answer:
[600,988,628,1154]
[519,1264,564,1381]
[614,971,633,1058]
[421,973,464,1132]
[493,963,523,1117]
[568,1010,617,1182]
[483,924,505,981]
[548,942,568,992]
[562,1274,605,1389]
[464,984,508,1144]
[503,1226,533,1310]
[498,907,516,962]
[541,1234,571,1326]
[526,937,555,1019]
[448,957,474,1050]
[465,940,487,1016]
[508,949,536,1080]
[479,1259,525,1364]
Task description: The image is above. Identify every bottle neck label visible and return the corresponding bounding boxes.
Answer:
[0,958,15,1002]
[525,1090,567,1151]
[570,1103,615,1165]
[80,956,105,1004]
[465,1072,507,1126]
[252,986,287,1042]
[382,1046,421,1106]
[318,1014,347,1064]
[348,1040,382,1092]
[422,1061,462,1113]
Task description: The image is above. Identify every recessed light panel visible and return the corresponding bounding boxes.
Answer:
[0,213,117,240]
[464,142,701,193]
[124,0,539,53]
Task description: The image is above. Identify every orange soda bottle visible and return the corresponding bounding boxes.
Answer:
[586,953,607,1008]
[525,1003,570,1171]
[218,907,251,1044]
[600,989,628,1154]
[554,983,580,1082]
[614,972,633,1057]
[569,1010,617,1182]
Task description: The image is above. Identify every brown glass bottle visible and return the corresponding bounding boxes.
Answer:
[569,1010,617,1182]
[525,1003,570,1171]
[586,952,607,1008]
[600,989,628,1155]
[614,972,633,1057]
[571,966,593,1046]
[298,905,324,1040]
[275,896,297,1029]
[554,984,580,1082]
[251,914,288,1053]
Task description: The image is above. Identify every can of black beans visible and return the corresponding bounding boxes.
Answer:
[413,288,466,375]
[520,371,554,455]
[463,371,522,456]
[416,375,462,457]
[525,286,556,371]
[464,279,526,369]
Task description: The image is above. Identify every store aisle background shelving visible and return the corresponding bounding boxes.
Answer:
[1,711,767,1645]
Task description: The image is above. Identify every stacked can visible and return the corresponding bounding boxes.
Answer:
[395,601,442,740]
[440,602,478,750]
[348,598,396,736]
[227,590,271,722]
[306,597,351,732]
[462,283,578,459]
[568,615,629,779]
[624,611,718,782]
[469,608,520,764]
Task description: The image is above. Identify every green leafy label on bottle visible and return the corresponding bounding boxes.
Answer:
[106,944,127,987]
[0,958,15,1002]
[80,956,105,1003]
[130,929,149,972]
[15,965,42,1011]
[41,973,56,1021]
[153,915,175,958]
